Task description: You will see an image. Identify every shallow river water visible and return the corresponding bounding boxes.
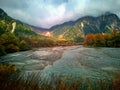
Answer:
[0,46,120,83]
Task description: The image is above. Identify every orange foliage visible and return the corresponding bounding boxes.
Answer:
[84,34,95,46]
[84,31,120,47]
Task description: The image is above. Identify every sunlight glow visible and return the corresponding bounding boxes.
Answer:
[44,31,53,37]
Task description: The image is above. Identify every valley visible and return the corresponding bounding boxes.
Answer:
[0,5,120,90]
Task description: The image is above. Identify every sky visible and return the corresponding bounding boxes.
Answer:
[0,0,120,28]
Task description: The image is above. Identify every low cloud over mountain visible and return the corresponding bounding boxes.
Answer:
[0,0,120,28]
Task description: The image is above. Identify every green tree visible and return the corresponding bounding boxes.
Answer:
[0,20,7,35]
[94,34,105,47]
[0,45,6,56]
[111,30,120,47]
[1,32,20,53]
[19,40,30,51]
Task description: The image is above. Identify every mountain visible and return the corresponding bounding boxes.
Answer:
[0,8,7,17]
[49,12,120,41]
[0,8,48,56]
[0,8,39,37]
[1,8,120,42]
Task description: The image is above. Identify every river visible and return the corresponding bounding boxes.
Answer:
[0,46,120,84]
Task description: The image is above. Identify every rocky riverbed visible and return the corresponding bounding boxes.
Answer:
[0,46,120,83]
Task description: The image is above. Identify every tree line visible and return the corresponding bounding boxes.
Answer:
[84,30,120,47]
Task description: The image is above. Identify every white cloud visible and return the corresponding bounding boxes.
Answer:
[0,0,120,28]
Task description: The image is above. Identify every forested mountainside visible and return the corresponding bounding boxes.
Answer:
[0,8,52,56]
[50,12,120,41]
[0,8,39,37]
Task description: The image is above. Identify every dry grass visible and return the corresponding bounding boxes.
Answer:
[0,64,120,90]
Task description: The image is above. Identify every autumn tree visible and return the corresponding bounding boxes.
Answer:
[84,34,95,46]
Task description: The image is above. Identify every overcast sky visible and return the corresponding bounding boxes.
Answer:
[0,0,120,28]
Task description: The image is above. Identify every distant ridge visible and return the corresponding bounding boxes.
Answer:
[48,12,120,40]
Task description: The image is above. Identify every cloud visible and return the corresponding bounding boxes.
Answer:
[0,0,120,28]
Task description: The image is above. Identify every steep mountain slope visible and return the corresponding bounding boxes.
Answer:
[0,8,51,56]
[0,8,38,37]
[50,12,120,41]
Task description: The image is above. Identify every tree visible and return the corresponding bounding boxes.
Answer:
[1,32,20,53]
[94,34,105,47]
[5,44,19,53]
[111,30,120,47]
[84,34,95,46]
[0,45,6,56]
[0,20,7,35]
[19,40,30,51]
